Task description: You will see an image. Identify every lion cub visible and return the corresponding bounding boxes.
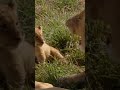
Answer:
[66,11,85,52]
[0,0,34,89]
[35,26,66,63]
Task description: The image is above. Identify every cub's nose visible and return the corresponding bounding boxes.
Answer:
[13,31,24,41]
[14,33,23,41]
[15,36,22,41]
[40,40,44,44]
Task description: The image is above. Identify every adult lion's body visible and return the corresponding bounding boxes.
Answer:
[66,11,85,52]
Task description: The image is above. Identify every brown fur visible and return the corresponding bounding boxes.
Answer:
[58,72,85,85]
[58,72,86,89]
[35,26,66,64]
[0,0,34,89]
[66,11,85,52]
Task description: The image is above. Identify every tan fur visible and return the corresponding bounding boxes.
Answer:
[35,26,66,63]
[35,81,53,89]
[66,11,85,52]
[35,81,68,90]
[0,1,34,89]
[43,88,68,90]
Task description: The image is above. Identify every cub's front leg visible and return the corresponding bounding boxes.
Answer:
[35,46,46,63]
[0,50,26,90]
[50,47,67,63]
[5,64,25,90]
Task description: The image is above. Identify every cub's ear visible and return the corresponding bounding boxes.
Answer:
[38,26,42,30]
[8,0,16,9]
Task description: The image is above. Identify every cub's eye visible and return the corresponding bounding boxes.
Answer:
[16,22,18,25]
[35,36,39,39]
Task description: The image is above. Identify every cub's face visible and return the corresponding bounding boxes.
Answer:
[0,1,23,49]
[35,26,44,46]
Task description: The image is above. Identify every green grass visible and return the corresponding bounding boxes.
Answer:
[35,0,85,89]
[35,63,82,85]
[86,20,120,90]
[17,0,35,44]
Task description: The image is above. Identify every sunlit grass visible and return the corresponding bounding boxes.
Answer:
[35,0,85,90]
